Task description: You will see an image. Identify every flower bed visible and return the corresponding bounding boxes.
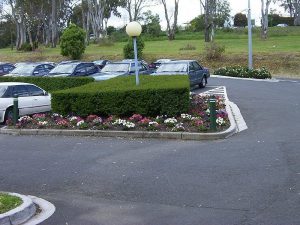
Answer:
[7,94,230,133]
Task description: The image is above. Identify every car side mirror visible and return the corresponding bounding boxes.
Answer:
[44,91,48,96]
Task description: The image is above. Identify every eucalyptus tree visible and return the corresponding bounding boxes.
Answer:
[261,0,276,39]
[161,0,179,40]
[280,0,300,25]
[124,0,157,21]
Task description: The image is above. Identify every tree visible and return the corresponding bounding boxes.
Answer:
[161,0,179,40]
[234,13,247,27]
[124,0,157,22]
[280,0,300,25]
[188,15,205,31]
[261,0,276,39]
[60,24,86,59]
[123,37,145,59]
[215,0,231,27]
[141,10,161,37]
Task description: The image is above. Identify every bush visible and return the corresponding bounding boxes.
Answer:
[205,42,225,60]
[60,24,86,59]
[19,43,32,52]
[0,77,94,92]
[52,75,190,117]
[179,44,196,51]
[214,66,272,79]
[123,37,145,59]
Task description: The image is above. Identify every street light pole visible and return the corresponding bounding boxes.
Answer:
[248,0,253,69]
[126,21,142,86]
[133,36,139,85]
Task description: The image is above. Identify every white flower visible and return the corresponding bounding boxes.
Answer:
[113,119,135,128]
[164,118,177,124]
[38,121,48,126]
[206,109,210,115]
[181,114,192,120]
[52,113,62,118]
[69,116,78,122]
[124,121,135,128]
[149,121,158,126]
[216,117,225,126]
[172,123,185,131]
[76,120,85,127]
[18,116,32,122]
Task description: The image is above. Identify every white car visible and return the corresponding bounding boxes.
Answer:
[0,82,51,123]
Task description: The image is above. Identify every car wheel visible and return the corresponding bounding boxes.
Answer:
[4,107,13,122]
[199,76,207,88]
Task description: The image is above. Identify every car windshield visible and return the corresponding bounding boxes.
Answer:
[49,64,77,74]
[156,63,188,73]
[101,63,129,73]
[0,86,8,97]
[10,64,36,74]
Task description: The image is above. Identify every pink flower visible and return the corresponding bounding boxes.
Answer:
[129,114,143,122]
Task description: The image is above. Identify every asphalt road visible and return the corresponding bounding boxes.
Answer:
[0,77,300,225]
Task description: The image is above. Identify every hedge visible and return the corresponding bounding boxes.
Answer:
[52,75,190,117]
[214,66,272,79]
[0,77,94,92]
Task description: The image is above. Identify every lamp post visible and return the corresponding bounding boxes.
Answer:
[126,21,142,86]
[247,0,253,69]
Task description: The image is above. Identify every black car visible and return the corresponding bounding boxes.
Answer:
[48,62,100,77]
[93,60,111,70]
[0,63,15,76]
[6,62,55,77]
[151,60,210,88]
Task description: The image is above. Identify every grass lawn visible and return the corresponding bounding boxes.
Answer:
[0,193,22,214]
[0,27,299,77]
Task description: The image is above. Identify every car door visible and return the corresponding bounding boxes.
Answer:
[12,85,32,115]
[188,62,196,85]
[85,63,99,75]
[26,85,51,113]
[193,61,204,84]
[33,65,46,76]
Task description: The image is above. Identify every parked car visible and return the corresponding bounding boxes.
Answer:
[90,60,151,81]
[149,59,173,71]
[276,23,288,27]
[151,60,210,88]
[48,62,99,77]
[6,62,55,77]
[93,60,111,70]
[0,82,51,123]
[0,63,15,76]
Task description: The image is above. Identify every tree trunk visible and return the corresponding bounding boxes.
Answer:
[51,0,57,48]
[161,0,179,41]
[261,0,271,40]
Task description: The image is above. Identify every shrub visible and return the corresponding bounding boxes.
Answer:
[179,44,196,51]
[0,77,94,92]
[60,24,86,60]
[123,37,145,59]
[214,66,272,79]
[52,75,190,117]
[19,43,32,52]
[205,42,225,60]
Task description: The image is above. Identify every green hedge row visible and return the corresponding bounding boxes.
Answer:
[0,77,94,92]
[214,66,272,79]
[52,75,190,117]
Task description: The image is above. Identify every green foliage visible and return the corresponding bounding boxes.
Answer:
[0,77,94,92]
[123,37,145,59]
[60,24,86,59]
[234,13,247,27]
[214,66,272,79]
[52,75,190,117]
[19,43,33,52]
[187,15,205,32]
[141,10,162,37]
[0,193,22,214]
[268,14,294,26]
[205,42,225,60]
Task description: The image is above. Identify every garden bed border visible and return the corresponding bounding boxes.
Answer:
[0,101,237,141]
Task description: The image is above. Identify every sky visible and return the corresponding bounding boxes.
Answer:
[108,0,286,29]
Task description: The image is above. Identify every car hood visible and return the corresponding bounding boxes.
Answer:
[90,72,127,81]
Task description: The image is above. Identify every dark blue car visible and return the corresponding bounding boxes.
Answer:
[48,62,99,77]
[151,60,210,88]
[0,63,15,76]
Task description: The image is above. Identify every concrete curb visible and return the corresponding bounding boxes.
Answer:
[0,104,237,140]
[0,193,36,225]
